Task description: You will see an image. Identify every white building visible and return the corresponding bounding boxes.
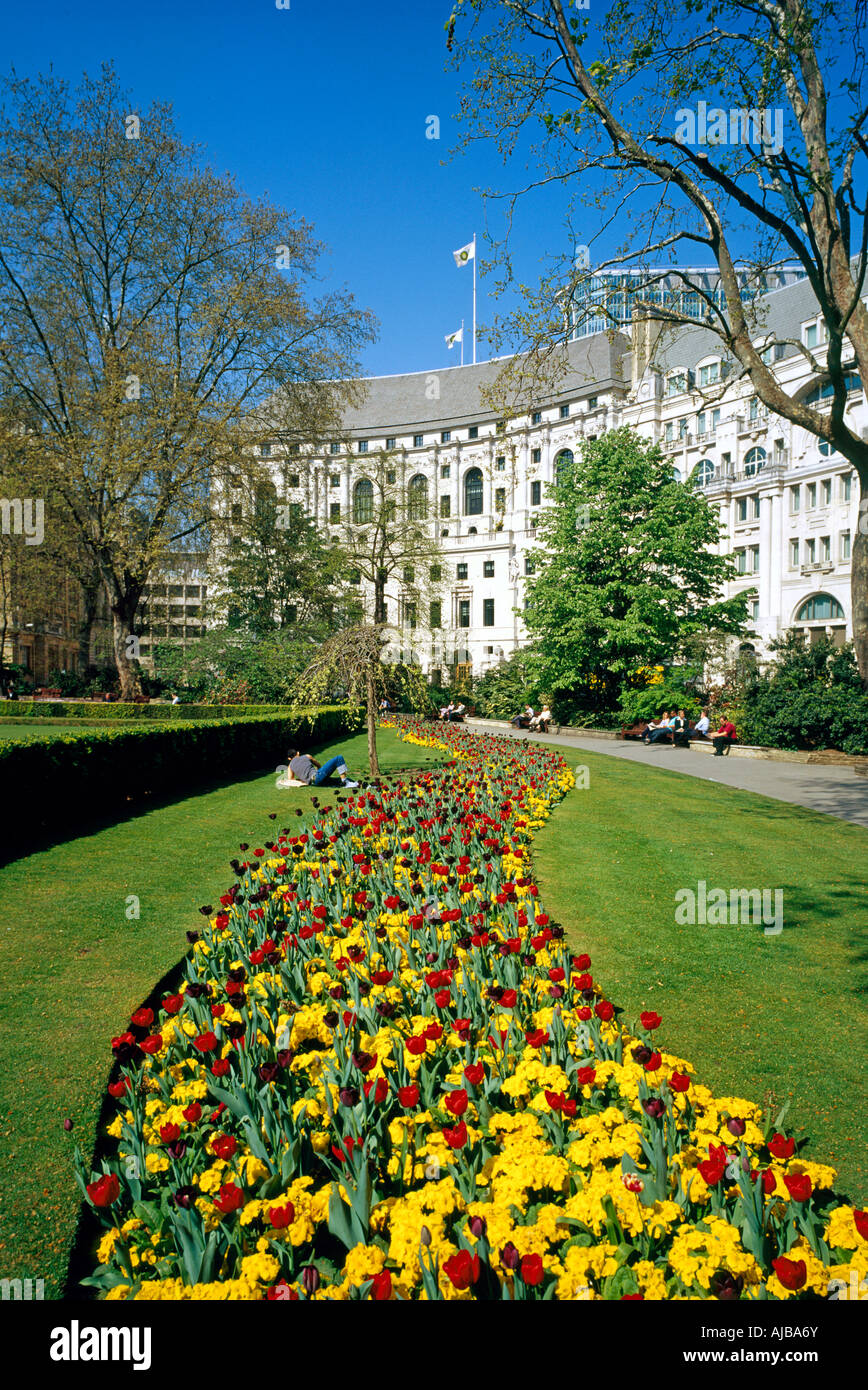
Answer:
[222,272,864,682]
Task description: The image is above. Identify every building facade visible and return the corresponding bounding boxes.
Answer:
[220,272,864,682]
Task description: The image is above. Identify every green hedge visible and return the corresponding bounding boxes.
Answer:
[0,700,294,721]
[0,706,360,856]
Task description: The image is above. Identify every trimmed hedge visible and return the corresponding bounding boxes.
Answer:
[0,701,294,721]
[0,706,360,856]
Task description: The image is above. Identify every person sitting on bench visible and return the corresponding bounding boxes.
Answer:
[641,711,673,744]
[530,704,552,733]
[288,748,358,787]
[688,710,711,740]
[449,702,466,722]
[711,719,737,757]
[670,709,690,747]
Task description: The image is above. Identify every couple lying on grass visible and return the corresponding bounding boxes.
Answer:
[276,747,359,789]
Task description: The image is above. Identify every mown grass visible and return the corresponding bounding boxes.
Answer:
[0,726,447,1298]
[532,746,868,1202]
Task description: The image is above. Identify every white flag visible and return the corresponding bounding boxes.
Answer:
[445,327,463,349]
[453,241,475,268]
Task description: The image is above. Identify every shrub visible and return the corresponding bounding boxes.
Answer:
[617,681,701,726]
[0,706,360,856]
[738,633,868,755]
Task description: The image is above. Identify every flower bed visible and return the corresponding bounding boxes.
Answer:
[77,718,867,1300]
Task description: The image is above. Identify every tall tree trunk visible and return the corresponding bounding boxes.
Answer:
[111,591,142,700]
[366,664,380,776]
[852,483,868,690]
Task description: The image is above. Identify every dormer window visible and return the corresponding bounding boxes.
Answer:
[666,371,688,397]
[697,361,720,388]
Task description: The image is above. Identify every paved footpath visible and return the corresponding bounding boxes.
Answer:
[466,720,868,830]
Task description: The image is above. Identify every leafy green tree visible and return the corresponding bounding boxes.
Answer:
[214,498,355,639]
[739,631,868,754]
[524,428,749,710]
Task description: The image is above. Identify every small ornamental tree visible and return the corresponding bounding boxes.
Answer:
[291,625,390,776]
[524,427,750,710]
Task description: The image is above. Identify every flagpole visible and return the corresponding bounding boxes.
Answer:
[472,234,477,364]
[461,319,464,367]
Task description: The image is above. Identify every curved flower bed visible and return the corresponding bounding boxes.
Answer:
[77,718,867,1300]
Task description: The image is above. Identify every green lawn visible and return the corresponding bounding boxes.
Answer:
[0,720,108,739]
[0,726,447,1298]
[532,747,868,1202]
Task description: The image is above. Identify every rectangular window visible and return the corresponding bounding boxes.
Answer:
[698,362,720,387]
[440,495,450,518]
[750,546,760,572]
[587,395,598,410]
[458,599,470,628]
[330,473,340,488]
[803,322,819,348]
[735,549,746,574]
[737,497,748,522]
[287,473,300,488]
[496,420,506,434]
[457,562,468,580]
[441,430,451,444]
[531,411,542,425]
[386,437,396,450]
[329,502,340,522]
[231,502,243,523]
[820,478,832,507]
[807,482,817,509]
[430,599,442,628]
[483,598,494,626]
[441,464,451,479]
[414,434,424,447]
[405,601,417,630]
[403,566,414,583]
[289,444,300,456]
[752,495,761,519]
[790,485,800,514]
[821,535,831,563]
[531,480,541,506]
[524,556,535,575]
[483,559,494,577]
[330,442,340,455]
[430,564,441,582]
[665,422,675,443]
[559,404,570,419]
[386,469,396,484]
[358,440,368,453]
[842,473,853,502]
[495,456,505,471]
[468,426,478,440]
[841,530,851,560]
[697,411,706,437]
[531,447,541,465]
[495,488,506,513]
[805,537,816,563]
[261,442,272,457]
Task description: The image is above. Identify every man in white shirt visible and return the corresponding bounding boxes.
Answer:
[689,710,711,739]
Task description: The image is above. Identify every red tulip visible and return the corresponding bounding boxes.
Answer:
[640,1011,662,1031]
[854,1209,868,1241]
[213,1183,244,1214]
[768,1133,795,1161]
[772,1256,807,1291]
[442,1249,480,1290]
[576,1067,596,1087]
[783,1173,812,1203]
[444,1089,468,1117]
[443,1120,468,1149]
[370,1269,392,1300]
[464,1063,485,1086]
[268,1202,295,1228]
[521,1253,544,1286]
[595,1001,614,1022]
[398,1084,420,1108]
[669,1071,690,1093]
[86,1173,120,1208]
[193,1031,218,1053]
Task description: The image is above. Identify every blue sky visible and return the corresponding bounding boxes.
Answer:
[6,0,559,378]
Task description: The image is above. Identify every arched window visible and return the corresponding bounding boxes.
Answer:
[554,449,574,488]
[805,372,862,407]
[671,466,682,483]
[744,447,766,478]
[464,467,483,516]
[407,473,428,520]
[353,478,374,524]
[796,594,845,623]
[694,459,716,486]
